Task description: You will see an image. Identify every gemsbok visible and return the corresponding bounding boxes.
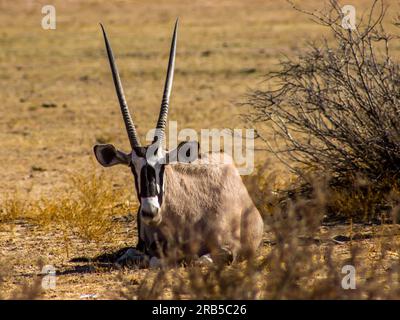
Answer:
[94,20,263,267]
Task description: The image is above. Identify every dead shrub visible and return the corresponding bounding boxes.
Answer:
[245,0,400,220]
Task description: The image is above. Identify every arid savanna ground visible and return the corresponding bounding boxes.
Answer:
[1,0,399,299]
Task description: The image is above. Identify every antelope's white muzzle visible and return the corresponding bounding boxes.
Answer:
[140,196,162,225]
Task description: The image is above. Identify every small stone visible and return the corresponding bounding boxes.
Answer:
[41,102,57,108]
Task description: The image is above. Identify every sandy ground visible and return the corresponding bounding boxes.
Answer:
[1,217,399,299]
[1,0,400,299]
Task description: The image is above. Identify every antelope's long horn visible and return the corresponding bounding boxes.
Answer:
[153,19,178,144]
[100,23,141,148]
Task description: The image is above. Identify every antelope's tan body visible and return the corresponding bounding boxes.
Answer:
[140,153,264,260]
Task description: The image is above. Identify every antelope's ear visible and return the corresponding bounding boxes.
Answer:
[93,144,131,167]
[167,141,200,163]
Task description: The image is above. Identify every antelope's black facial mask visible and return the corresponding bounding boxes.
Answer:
[140,164,157,197]
[130,145,166,224]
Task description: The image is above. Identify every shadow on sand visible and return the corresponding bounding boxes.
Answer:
[55,247,136,276]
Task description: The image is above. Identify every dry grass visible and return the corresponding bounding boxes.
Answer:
[29,169,135,242]
[119,179,400,299]
[2,167,136,246]
[0,193,27,224]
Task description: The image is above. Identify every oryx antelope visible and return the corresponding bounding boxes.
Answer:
[94,20,263,266]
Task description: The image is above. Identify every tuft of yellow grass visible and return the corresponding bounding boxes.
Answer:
[1,168,137,245]
[0,193,27,223]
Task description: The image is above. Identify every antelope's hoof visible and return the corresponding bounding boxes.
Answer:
[149,256,162,269]
[212,246,234,265]
[116,248,149,268]
[197,254,214,265]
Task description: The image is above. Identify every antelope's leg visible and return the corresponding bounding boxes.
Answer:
[116,248,149,268]
[136,209,146,252]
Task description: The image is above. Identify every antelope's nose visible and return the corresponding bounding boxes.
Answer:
[140,196,160,218]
